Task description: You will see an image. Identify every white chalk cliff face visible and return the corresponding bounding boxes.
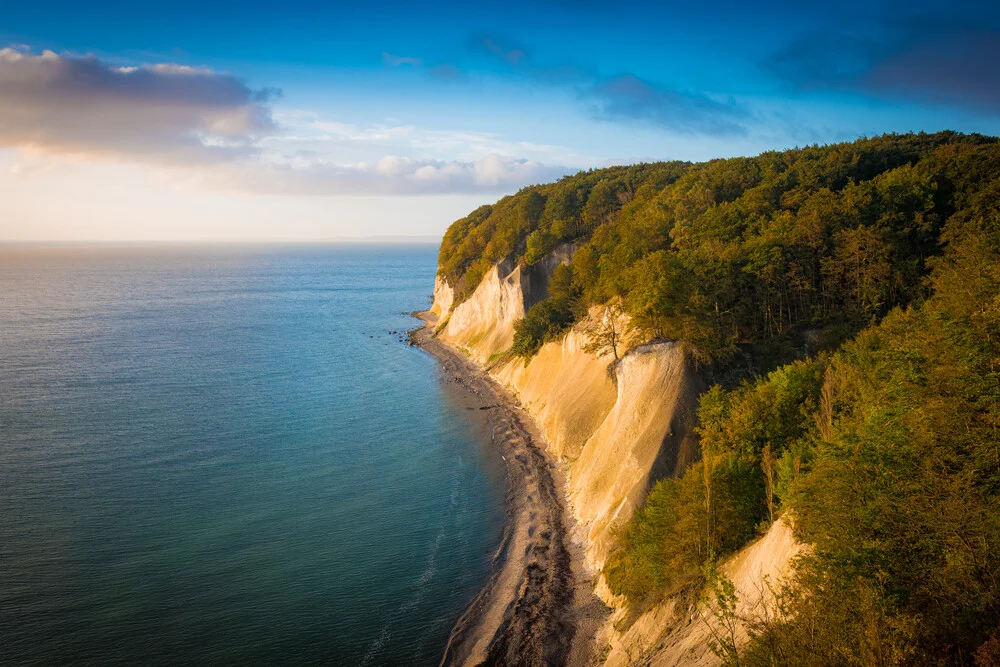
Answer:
[432,246,574,365]
[492,324,615,461]
[432,251,701,571]
[569,341,702,569]
[431,249,798,664]
[430,275,454,320]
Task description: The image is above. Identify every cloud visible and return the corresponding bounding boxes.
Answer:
[274,117,569,162]
[381,50,463,81]
[866,30,1000,113]
[188,154,572,196]
[466,34,592,85]
[766,20,1000,115]
[428,63,462,80]
[587,75,749,136]
[466,35,749,135]
[766,31,888,90]
[479,38,528,66]
[0,47,576,196]
[0,47,278,163]
[382,52,423,67]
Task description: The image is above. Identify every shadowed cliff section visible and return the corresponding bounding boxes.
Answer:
[434,244,575,365]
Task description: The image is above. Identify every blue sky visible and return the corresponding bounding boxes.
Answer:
[1,0,999,240]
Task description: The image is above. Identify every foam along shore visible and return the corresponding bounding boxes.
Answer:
[412,311,607,667]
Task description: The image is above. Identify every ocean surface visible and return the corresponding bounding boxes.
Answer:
[0,244,507,666]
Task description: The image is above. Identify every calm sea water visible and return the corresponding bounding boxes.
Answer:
[0,244,506,666]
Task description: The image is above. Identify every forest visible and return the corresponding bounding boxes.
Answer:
[437,132,1000,665]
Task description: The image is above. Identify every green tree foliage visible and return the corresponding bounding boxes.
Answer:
[439,132,999,363]
[444,134,1000,660]
[608,181,1000,659]
[437,163,688,302]
[702,566,743,666]
[605,360,825,605]
[523,229,556,265]
[604,454,765,603]
[510,264,582,358]
[510,299,573,358]
[730,193,1000,664]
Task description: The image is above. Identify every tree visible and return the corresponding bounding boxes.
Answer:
[702,564,743,667]
[511,298,574,358]
[582,298,629,361]
[581,179,622,232]
[523,229,556,265]
[761,443,776,524]
[822,225,892,318]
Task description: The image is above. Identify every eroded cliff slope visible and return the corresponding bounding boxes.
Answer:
[431,251,799,665]
[434,245,574,365]
[433,255,701,572]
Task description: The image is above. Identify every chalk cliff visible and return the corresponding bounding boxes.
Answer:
[431,250,798,665]
[433,250,701,571]
[434,246,574,365]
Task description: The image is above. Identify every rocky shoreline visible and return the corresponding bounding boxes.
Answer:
[411,312,605,667]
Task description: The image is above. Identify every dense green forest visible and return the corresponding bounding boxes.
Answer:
[438,132,1000,665]
[440,131,996,367]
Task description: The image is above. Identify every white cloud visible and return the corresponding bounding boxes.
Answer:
[271,114,579,163]
[0,46,277,163]
[381,52,423,68]
[0,46,582,196]
[185,153,571,196]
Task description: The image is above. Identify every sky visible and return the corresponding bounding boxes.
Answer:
[1,0,999,241]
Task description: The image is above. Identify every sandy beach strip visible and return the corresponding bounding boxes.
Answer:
[411,312,605,667]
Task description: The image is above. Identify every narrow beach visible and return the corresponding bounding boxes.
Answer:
[411,313,605,667]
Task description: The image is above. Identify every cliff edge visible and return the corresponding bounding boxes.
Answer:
[430,250,799,665]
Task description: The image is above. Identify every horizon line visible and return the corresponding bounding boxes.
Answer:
[0,236,444,246]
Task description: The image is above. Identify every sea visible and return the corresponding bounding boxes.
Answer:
[0,243,507,666]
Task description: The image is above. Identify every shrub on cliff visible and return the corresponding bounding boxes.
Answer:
[511,298,574,358]
[604,455,765,604]
[511,264,584,358]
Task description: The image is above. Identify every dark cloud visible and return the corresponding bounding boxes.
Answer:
[867,31,1000,113]
[587,75,748,136]
[466,35,749,135]
[766,31,890,90]
[466,34,528,67]
[766,20,1000,115]
[0,47,278,163]
[480,38,528,66]
[466,34,592,85]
